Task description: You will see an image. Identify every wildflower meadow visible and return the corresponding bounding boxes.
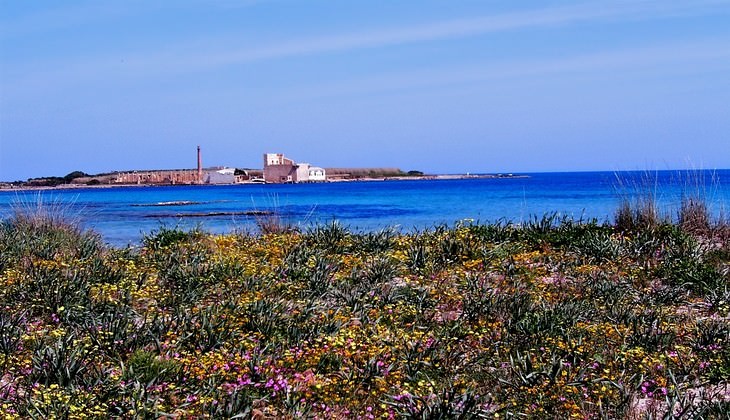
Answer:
[0,210,728,418]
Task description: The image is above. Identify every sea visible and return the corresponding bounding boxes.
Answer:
[1,170,729,247]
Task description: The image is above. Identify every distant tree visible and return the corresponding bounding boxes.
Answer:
[407,170,424,176]
[234,168,247,176]
[26,177,65,187]
[63,171,89,183]
[86,179,101,185]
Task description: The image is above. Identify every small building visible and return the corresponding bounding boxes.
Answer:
[308,166,326,181]
[263,153,326,183]
[203,167,235,184]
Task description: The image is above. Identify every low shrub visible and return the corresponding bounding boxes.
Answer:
[0,206,728,418]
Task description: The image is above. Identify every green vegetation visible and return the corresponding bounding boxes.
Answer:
[63,171,90,183]
[25,171,91,187]
[0,203,728,418]
[325,168,405,179]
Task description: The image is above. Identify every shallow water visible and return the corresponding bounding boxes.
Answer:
[2,170,729,246]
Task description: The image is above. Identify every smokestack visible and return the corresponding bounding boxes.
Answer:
[197,146,202,184]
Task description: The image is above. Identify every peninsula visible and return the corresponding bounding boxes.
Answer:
[0,149,527,190]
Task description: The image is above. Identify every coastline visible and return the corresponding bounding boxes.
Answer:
[3,170,729,247]
[0,173,528,192]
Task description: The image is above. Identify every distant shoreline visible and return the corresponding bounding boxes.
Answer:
[0,173,529,192]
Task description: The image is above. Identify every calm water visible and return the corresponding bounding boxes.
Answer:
[2,170,729,247]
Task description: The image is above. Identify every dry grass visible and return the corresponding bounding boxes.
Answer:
[250,194,296,235]
[254,211,296,235]
[613,171,665,231]
[8,192,83,231]
[679,197,711,235]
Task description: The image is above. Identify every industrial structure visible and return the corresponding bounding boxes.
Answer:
[50,148,328,186]
[197,145,203,184]
[106,147,241,185]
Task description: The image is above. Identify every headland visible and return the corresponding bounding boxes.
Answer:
[1,150,527,191]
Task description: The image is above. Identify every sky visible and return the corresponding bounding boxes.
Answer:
[1,0,730,181]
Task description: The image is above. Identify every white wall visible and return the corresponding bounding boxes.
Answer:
[296,163,310,182]
[205,170,235,184]
[308,167,326,181]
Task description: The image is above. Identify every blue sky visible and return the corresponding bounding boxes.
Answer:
[1,0,730,181]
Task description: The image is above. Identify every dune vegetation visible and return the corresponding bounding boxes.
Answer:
[0,201,729,418]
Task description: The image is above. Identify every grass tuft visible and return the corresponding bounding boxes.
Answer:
[613,171,666,232]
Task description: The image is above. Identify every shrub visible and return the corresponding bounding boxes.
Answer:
[30,331,92,387]
[306,220,350,253]
[142,225,205,251]
[122,349,183,385]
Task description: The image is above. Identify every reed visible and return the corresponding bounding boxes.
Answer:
[250,193,296,235]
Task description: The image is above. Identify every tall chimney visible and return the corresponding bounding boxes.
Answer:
[197,146,202,184]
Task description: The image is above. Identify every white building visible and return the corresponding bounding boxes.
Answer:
[204,167,235,184]
[308,166,326,182]
[295,163,326,183]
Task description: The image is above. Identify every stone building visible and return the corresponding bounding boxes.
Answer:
[109,167,236,185]
[263,153,326,183]
[111,170,199,185]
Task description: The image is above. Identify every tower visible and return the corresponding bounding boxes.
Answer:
[197,146,202,184]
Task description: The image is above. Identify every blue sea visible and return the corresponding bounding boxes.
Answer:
[2,170,729,247]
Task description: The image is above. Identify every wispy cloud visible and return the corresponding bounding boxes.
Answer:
[4,0,730,95]
[265,39,730,102]
[184,0,730,67]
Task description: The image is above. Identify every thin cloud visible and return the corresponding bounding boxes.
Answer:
[270,39,730,102]
[196,0,730,67]
[4,0,730,94]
